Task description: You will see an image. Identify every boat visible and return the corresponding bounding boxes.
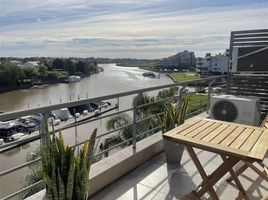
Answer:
[66,75,81,83]
[12,133,24,140]
[0,114,42,142]
[142,72,156,78]
[51,108,73,121]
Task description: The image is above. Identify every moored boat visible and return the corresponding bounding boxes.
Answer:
[66,75,81,83]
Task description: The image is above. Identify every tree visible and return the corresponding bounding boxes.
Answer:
[52,58,65,70]
[37,65,48,79]
[24,67,38,79]
[76,61,86,73]
[65,59,76,75]
[0,62,24,87]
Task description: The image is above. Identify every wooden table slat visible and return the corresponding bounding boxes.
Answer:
[220,126,245,147]
[202,124,229,142]
[202,118,264,130]
[186,121,214,138]
[178,120,208,136]
[229,128,254,149]
[164,118,202,137]
[240,130,263,152]
[194,122,223,140]
[210,125,237,144]
[248,130,268,160]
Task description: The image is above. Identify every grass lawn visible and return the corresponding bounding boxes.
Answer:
[187,94,208,114]
[169,72,200,82]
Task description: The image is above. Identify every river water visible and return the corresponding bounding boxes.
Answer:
[0,64,173,199]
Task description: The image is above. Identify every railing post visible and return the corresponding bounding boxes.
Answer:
[177,85,186,113]
[132,93,140,150]
[207,80,216,114]
[116,97,119,111]
[40,112,49,146]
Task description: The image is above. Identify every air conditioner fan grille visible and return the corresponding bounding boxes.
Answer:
[212,100,238,122]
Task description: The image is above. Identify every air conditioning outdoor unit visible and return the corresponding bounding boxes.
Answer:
[210,95,260,126]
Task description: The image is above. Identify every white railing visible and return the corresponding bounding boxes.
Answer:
[0,75,227,200]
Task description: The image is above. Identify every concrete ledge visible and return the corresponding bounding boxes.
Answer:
[89,132,164,196]
[26,132,164,199]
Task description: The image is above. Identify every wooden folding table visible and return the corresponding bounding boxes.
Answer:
[163,117,268,200]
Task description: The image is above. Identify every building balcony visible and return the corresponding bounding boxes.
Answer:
[1,74,267,200]
[26,123,268,200]
[90,149,268,200]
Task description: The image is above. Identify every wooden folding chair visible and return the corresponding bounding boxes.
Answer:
[226,115,268,183]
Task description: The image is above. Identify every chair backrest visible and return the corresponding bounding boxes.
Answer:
[260,115,268,129]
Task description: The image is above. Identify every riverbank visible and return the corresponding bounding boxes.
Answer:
[0,80,66,94]
[0,74,97,94]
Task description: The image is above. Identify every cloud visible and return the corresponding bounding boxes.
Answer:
[0,0,267,58]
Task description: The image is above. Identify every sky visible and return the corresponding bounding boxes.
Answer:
[0,0,268,59]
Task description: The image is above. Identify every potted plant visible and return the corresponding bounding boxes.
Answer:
[157,97,189,166]
[41,122,97,200]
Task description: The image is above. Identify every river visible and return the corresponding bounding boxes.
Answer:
[0,64,173,199]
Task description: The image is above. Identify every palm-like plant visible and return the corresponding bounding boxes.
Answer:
[106,113,133,140]
[103,88,181,155]
[24,148,45,199]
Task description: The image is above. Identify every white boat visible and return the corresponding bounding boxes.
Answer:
[12,133,24,140]
[66,76,81,83]
[83,110,89,115]
[52,108,73,121]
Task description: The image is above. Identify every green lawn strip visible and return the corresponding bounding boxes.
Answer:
[187,94,208,113]
[170,72,200,82]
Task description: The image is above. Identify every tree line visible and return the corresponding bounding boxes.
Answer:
[0,58,98,89]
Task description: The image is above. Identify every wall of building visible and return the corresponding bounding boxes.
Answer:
[196,53,229,75]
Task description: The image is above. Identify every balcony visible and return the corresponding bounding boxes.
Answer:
[1,75,267,200]
[90,149,267,200]
[25,124,268,200]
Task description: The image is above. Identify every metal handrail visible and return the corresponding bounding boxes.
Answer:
[1,180,43,200]
[0,76,226,199]
[0,75,226,121]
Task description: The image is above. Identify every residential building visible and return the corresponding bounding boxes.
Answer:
[159,50,196,70]
[196,52,229,75]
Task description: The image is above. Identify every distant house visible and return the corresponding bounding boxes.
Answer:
[21,61,40,68]
[10,60,40,68]
[196,52,229,75]
[10,60,23,66]
[159,50,196,70]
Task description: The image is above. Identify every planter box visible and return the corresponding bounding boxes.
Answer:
[164,139,184,166]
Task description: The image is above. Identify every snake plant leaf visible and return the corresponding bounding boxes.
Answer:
[86,128,97,170]
[52,161,58,200]
[57,168,65,200]
[81,159,89,199]
[66,158,75,200]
